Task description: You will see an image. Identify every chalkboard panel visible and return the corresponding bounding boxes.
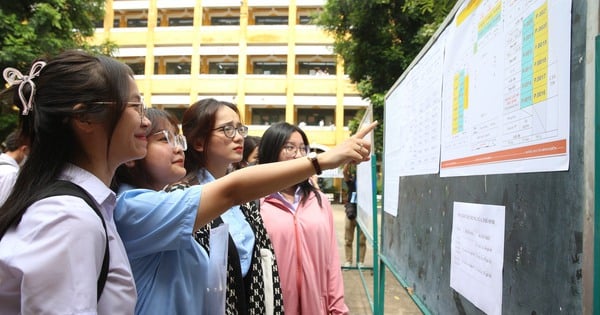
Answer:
[381,0,587,314]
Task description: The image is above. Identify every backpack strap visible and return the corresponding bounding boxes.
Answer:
[40,180,109,301]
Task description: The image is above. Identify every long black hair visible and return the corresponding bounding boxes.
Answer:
[0,50,134,237]
[258,122,322,207]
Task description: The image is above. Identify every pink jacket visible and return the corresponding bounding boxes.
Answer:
[260,191,349,315]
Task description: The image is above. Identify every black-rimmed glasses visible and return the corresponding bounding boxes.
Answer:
[153,130,187,151]
[213,125,249,139]
[91,96,146,124]
[282,144,310,156]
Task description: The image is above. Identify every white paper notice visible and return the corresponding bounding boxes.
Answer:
[383,28,447,217]
[356,108,375,237]
[450,201,505,315]
[440,0,571,177]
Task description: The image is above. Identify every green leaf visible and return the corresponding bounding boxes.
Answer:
[317,0,457,158]
[0,0,111,133]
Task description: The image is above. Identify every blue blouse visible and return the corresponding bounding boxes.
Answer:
[114,184,209,315]
[198,170,255,276]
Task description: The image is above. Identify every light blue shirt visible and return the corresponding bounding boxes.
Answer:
[114,183,209,315]
[198,170,255,276]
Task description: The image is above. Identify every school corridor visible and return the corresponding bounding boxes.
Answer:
[331,203,422,315]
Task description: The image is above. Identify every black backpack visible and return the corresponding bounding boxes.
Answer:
[36,180,109,301]
[345,202,357,220]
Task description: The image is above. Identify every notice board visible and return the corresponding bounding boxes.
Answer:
[381,0,594,314]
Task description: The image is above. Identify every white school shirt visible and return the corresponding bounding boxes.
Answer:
[0,163,137,315]
[0,154,19,205]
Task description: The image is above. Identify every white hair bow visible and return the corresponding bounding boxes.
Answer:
[3,61,47,115]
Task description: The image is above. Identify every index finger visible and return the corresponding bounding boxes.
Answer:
[352,121,378,139]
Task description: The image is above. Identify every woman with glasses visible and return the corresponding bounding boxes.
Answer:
[0,50,146,314]
[258,122,350,315]
[112,106,375,314]
[112,108,187,191]
[166,97,285,315]
[112,108,195,314]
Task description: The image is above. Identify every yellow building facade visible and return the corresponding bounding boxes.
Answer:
[92,0,368,156]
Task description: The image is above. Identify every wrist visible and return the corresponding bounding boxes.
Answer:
[307,152,322,175]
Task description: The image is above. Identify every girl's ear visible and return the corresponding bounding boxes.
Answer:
[72,116,94,133]
[193,137,204,152]
[71,103,94,131]
[125,160,136,168]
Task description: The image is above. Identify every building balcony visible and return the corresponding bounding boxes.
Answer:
[93,25,330,46]
[133,74,359,95]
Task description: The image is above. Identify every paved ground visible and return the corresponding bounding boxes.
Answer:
[331,203,423,315]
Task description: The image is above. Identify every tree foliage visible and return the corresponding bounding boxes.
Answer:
[0,0,112,138]
[317,0,457,156]
[0,0,108,69]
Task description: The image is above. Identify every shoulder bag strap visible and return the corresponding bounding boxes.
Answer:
[41,180,109,302]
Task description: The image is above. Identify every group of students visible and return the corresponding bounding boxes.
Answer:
[0,50,376,314]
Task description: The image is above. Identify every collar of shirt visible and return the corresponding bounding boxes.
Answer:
[59,163,116,221]
[272,186,302,213]
[0,154,19,169]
